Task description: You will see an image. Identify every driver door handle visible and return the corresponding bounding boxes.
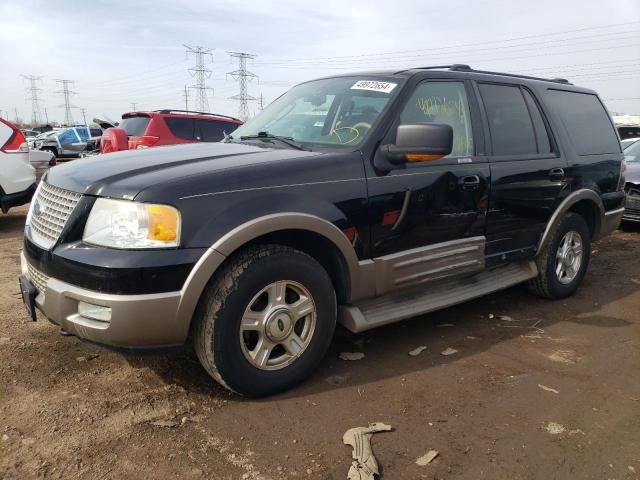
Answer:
[548,168,565,179]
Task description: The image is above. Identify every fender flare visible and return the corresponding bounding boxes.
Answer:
[174,213,362,337]
[536,189,604,256]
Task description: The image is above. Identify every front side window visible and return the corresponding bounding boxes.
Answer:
[231,76,400,148]
[400,81,474,158]
[479,83,537,156]
[75,128,90,141]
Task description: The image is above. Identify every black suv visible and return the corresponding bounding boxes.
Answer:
[20,65,625,396]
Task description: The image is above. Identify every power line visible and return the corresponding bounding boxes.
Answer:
[258,20,640,64]
[56,79,76,125]
[227,51,257,121]
[22,75,44,125]
[185,45,214,111]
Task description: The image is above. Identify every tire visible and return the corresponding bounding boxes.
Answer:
[42,147,58,158]
[193,244,337,396]
[527,212,591,299]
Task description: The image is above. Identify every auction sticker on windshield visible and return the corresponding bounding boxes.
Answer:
[351,80,397,93]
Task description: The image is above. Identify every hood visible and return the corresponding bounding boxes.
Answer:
[45,142,322,200]
[626,161,640,185]
[92,115,118,129]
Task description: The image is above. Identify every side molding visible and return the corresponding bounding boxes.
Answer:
[536,189,604,256]
[175,213,364,337]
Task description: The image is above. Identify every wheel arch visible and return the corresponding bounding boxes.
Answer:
[175,213,364,339]
[536,189,604,256]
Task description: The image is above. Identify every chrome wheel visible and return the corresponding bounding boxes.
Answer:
[239,280,317,371]
[555,230,583,285]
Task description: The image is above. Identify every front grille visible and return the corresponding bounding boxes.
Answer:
[29,182,82,250]
[27,262,49,296]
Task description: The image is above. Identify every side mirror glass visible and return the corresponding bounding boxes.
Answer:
[382,123,453,164]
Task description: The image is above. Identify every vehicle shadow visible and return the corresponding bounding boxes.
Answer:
[130,258,637,401]
[0,209,28,239]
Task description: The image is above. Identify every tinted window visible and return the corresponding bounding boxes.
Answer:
[400,81,474,157]
[522,89,552,154]
[196,120,239,142]
[89,128,103,137]
[119,116,150,136]
[479,83,537,156]
[624,140,640,163]
[165,117,195,140]
[547,90,620,155]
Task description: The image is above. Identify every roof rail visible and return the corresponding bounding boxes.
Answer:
[153,110,241,121]
[398,64,572,84]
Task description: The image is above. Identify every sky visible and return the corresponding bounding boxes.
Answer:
[0,0,639,126]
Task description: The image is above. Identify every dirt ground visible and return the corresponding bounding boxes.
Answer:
[1,204,639,480]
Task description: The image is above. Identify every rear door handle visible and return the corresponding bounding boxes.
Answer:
[548,168,565,179]
[462,175,480,185]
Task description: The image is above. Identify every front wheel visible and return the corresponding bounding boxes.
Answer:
[527,212,591,299]
[193,245,336,396]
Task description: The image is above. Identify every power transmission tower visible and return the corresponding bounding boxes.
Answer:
[184,45,214,111]
[183,85,189,112]
[227,52,257,121]
[22,75,44,126]
[80,108,88,126]
[56,79,76,125]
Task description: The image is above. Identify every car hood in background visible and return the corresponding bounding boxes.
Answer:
[45,142,322,200]
[626,162,640,185]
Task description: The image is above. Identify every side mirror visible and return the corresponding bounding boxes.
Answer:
[382,123,453,164]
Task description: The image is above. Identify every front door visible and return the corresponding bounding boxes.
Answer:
[366,79,490,295]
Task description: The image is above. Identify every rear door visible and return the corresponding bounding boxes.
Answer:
[195,120,239,142]
[477,82,567,265]
[164,117,195,144]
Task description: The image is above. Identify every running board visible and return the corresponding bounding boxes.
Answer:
[339,261,538,333]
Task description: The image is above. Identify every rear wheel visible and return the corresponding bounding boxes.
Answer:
[42,147,57,158]
[193,245,336,396]
[527,213,591,299]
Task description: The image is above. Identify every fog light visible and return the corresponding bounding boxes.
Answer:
[78,301,112,322]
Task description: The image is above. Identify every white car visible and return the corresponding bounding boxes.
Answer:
[29,149,56,183]
[1,119,36,213]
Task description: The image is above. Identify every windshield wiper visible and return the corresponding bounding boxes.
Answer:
[239,131,311,151]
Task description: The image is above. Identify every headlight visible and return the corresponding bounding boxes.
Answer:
[83,198,181,249]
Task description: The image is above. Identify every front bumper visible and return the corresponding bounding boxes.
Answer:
[623,195,640,223]
[20,252,186,348]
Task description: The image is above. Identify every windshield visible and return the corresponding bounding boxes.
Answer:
[232,76,401,148]
[624,139,640,162]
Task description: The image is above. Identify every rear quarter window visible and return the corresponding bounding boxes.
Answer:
[165,117,195,140]
[196,120,239,142]
[546,90,620,155]
[119,116,150,136]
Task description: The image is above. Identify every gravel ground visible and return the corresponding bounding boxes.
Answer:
[1,204,639,479]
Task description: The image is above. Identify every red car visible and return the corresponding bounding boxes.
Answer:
[100,110,242,153]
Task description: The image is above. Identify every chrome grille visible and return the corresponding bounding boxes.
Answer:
[29,182,82,250]
[27,262,49,296]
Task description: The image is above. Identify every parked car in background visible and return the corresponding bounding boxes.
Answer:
[37,125,103,159]
[19,66,625,396]
[623,139,640,223]
[31,130,57,149]
[21,130,39,144]
[100,110,242,153]
[0,118,35,213]
[622,137,639,149]
[29,149,56,183]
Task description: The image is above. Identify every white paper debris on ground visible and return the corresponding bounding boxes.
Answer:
[545,422,566,435]
[416,450,439,466]
[409,346,427,356]
[538,384,560,394]
[150,419,179,428]
[631,278,640,285]
[339,352,365,361]
[343,422,392,480]
[488,313,495,319]
[437,323,455,327]
[441,347,458,356]
[498,315,516,322]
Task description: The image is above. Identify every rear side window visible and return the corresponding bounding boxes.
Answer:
[119,116,150,136]
[89,128,102,137]
[57,128,78,145]
[546,90,620,155]
[196,120,239,142]
[165,117,195,140]
[75,128,90,141]
[479,83,537,156]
